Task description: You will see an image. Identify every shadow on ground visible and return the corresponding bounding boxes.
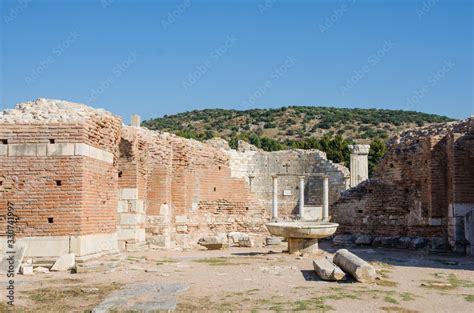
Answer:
[318,241,474,271]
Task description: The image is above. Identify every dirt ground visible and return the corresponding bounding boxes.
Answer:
[2,241,474,312]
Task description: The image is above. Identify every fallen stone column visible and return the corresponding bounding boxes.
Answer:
[313,257,345,281]
[333,249,376,283]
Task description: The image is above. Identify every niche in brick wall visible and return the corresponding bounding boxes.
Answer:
[1,139,7,144]
[47,217,54,223]
[55,180,62,186]
[49,139,55,144]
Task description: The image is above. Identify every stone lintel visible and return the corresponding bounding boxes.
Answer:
[3,142,113,163]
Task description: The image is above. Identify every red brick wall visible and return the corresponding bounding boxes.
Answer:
[333,118,473,242]
[0,117,122,238]
[333,136,443,238]
[80,157,118,235]
[454,134,474,205]
[0,155,83,237]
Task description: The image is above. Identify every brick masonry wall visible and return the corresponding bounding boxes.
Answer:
[0,115,122,238]
[120,126,265,248]
[333,118,473,247]
[209,140,350,219]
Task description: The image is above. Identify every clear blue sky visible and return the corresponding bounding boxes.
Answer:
[1,0,472,122]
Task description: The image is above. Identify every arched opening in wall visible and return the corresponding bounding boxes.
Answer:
[430,136,450,219]
[453,134,474,245]
[118,138,134,188]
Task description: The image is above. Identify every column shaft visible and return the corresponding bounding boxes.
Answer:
[323,176,329,221]
[299,176,305,220]
[272,175,278,219]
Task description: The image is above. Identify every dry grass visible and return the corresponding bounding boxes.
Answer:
[25,282,121,311]
[380,306,420,313]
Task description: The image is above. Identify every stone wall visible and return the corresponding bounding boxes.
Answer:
[118,127,267,249]
[208,139,350,220]
[0,99,122,258]
[333,117,474,252]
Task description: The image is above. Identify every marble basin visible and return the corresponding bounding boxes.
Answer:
[265,221,339,253]
[266,222,339,238]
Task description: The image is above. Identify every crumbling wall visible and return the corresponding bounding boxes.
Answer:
[333,117,474,251]
[0,99,122,258]
[119,127,266,249]
[208,139,350,220]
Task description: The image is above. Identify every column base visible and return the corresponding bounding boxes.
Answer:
[287,238,319,254]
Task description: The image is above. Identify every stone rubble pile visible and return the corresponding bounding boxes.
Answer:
[390,117,472,147]
[0,98,116,123]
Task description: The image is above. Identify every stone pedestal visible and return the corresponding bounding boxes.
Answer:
[287,238,319,254]
[349,144,370,187]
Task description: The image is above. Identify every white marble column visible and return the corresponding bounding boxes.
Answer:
[272,175,278,219]
[131,114,141,127]
[323,176,329,221]
[349,144,370,187]
[298,176,305,220]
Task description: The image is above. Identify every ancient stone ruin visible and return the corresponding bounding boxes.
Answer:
[333,116,474,254]
[0,98,472,266]
[0,99,352,262]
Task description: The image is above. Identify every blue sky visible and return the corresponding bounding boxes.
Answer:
[0,0,472,123]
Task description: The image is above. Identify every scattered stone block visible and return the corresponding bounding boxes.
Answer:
[227,232,254,247]
[265,237,282,246]
[198,236,228,250]
[51,253,75,271]
[20,265,33,275]
[313,257,345,281]
[355,235,372,245]
[228,232,243,243]
[34,266,49,273]
[409,237,427,249]
[332,234,355,246]
[397,237,411,249]
[0,244,27,275]
[333,249,376,283]
[237,236,254,248]
[430,237,448,250]
[381,237,399,248]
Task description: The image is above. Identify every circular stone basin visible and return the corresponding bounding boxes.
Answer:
[266,221,339,239]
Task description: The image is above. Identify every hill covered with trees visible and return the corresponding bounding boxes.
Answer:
[142,106,454,175]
